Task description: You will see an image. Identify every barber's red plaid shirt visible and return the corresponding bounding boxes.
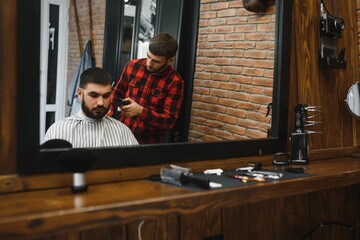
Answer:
[108,58,184,144]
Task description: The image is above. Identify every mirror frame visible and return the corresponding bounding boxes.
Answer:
[17,0,292,174]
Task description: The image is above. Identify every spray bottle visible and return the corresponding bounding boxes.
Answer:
[291,104,309,164]
[290,104,322,164]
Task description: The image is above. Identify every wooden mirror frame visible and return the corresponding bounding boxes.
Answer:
[16,0,292,174]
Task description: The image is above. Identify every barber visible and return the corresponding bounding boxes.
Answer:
[108,32,184,144]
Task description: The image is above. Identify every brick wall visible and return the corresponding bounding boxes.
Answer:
[188,0,276,142]
[67,0,106,83]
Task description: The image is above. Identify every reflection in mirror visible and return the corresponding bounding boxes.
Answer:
[17,0,292,174]
[39,0,106,142]
[40,0,277,146]
[346,81,360,118]
[189,2,276,142]
[40,0,172,146]
[42,67,139,148]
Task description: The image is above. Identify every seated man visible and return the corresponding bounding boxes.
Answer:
[44,67,138,148]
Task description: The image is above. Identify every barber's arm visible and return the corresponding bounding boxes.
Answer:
[108,68,129,118]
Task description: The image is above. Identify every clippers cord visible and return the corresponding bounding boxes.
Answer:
[302,221,355,240]
[138,220,145,240]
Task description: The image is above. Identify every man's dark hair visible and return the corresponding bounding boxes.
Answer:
[149,32,178,59]
[79,67,112,88]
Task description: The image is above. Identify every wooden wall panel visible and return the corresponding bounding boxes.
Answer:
[308,186,359,240]
[222,200,285,240]
[179,209,222,239]
[36,226,126,240]
[284,194,311,240]
[37,232,80,240]
[251,199,285,240]
[0,0,17,174]
[127,216,179,240]
[79,225,126,240]
[290,0,360,150]
[222,204,251,239]
[27,185,360,240]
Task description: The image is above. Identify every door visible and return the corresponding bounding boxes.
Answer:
[39,0,69,143]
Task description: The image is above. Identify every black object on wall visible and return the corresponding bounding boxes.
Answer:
[319,1,346,69]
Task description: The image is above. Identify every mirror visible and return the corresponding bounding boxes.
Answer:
[40,0,277,145]
[346,82,360,118]
[346,81,360,159]
[16,0,292,174]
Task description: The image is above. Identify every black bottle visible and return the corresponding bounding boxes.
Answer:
[291,104,309,164]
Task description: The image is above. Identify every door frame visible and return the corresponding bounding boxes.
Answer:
[39,0,69,143]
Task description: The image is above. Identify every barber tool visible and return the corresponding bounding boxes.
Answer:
[112,98,131,113]
[291,104,322,164]
[236,161,262,172]
[57,148,97,193]
[272,152,291,170]
[236,166,283,180]
[272,152,306,173]
[160,165,222,189]
[204,168,223,175]
[227,173,265,183]
[170,164,192,173]
[251,170,283,179]
[120,99,130,106]
[113,98,130,107]
[248,161,262,170]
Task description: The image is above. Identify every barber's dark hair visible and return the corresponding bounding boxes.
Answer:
[79,67,112,88]
[149,32,178,58]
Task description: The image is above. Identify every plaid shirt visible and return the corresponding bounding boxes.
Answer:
[108,58,184,144]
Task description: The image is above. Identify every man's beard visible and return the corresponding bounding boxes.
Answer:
[146,62,168,73]
[81,99,109,119]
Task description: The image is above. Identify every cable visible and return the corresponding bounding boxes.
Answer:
[137,220,145,240]
[302,221,355,240]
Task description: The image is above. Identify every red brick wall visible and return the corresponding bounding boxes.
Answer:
[188,0,276,142]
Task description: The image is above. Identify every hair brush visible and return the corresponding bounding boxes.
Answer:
[160,166,222,189]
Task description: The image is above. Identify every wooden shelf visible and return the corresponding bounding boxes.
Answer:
[0,157,360,239]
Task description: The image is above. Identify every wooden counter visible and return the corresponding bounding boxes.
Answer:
[1,157,360,239]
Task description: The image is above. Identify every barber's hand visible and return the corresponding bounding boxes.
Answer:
[121,98,143,117]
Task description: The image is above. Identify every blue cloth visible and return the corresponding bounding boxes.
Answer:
[67,40,95,116]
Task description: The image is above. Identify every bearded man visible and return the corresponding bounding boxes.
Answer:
[44,67,138,148]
